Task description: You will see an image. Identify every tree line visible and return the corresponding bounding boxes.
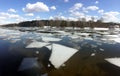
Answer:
[1,19,120,28]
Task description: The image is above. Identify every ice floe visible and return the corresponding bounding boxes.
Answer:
[36,51,40,54]
[103,35,119,39]
[41,73,48,76]
[9,38,21,43]
[99,48,104,51]
[91,44,97,48]
[18,58,41,71]
[102,34,120,43]
[112,38,120,43]
[94,27,109,31]
[48,43,78,69]
[68,35,80,39]
[105,57,120,67]
[26,41,50,48]
[91,53,96,56]
[45,45,52,50]
[76,33,90,37]
[41,36,61,42]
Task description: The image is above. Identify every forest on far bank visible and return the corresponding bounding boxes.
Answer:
[1,19,120,28]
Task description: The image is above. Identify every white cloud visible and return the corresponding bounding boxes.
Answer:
[73,3,83,10]
[49,16,54,20]
[93,16,99,22]
[25,13,34,16]
[34,16,41,20]
[10,14,20,18]
[102,11,120,23]
[50,6,56,10]
[0,12,10,17]
[16,17,27,22]
[69,3,83,12]
[95,1,99,4]
[0,16,7,20]
[8,8,17,13]
[0,12,20,19]
[23,2,49,13]
[86,6,99,11]
[59,16,67,20]
[50,15,78,21]
[82,7,88,13]
[68,17,78,21]
[98,9,104,14]
[82,6,99,13]
[53,15,67,20]
[85,15,92,21]
[64,0,69,2]
[71,11,85,18]
[0,12,27,25]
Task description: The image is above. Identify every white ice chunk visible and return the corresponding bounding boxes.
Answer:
[91,53,95,56]
[84,37,93,40]
[91,44,97,48]
[69,35,80,39]
[96,42,102,45]
[36,51,39,54]
[18,58,40,71]
[105,57,120,67]
[41,73,48,76]
[49,43,78,69]
[77,33,90,37]
[99,48,104,51]
[94,27,109,31]
[103,35,119,39]
[55,30,66,34]
[61,63,66,67]
[45,45,52,50]
[26,41,50,48]
[10,38,21,43]
[112,38,120,43]
[47,64,51,67]
[42,37,61,42]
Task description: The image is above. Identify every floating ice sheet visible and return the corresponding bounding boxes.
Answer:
[91,53,95,56]
[112,38,120,43]
[45,45,52,50]
[105,57,120,67]
[41,36,61,42]
[99,48,104,51]
[49,43,78,69]
[103,35,119,38]
[26,41,50,48]
[101,37,120,44]
[84,37,93,40]
[41,73,48,76]
[18,58,40,71]
[69,35,80,39]
[94,27,109,31]
[9,38,21,43]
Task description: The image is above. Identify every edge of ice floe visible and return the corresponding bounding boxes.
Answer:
[49,43,78,69]
[105,57,120,67]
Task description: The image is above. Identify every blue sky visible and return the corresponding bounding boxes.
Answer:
[0,0,120,24]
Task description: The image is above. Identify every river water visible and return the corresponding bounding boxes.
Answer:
[0,27,120,76]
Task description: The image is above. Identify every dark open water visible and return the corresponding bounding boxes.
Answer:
[0,28,120,76]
